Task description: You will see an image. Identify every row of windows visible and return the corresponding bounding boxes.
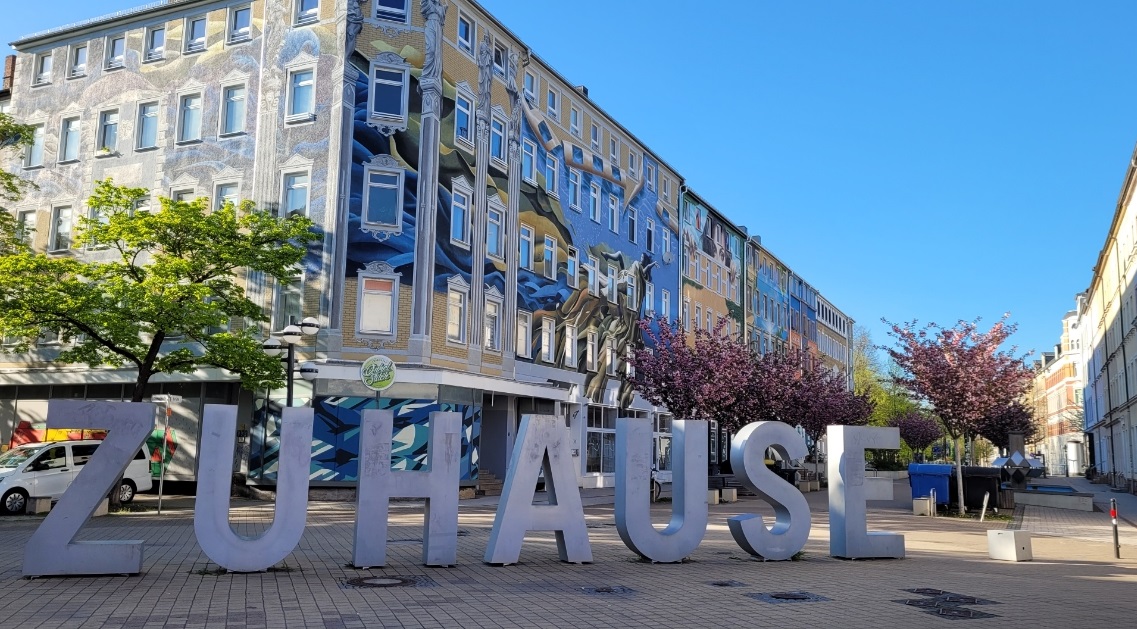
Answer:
[680,301,741,338]
[21,72,315,168]
[819,331,847,364]
[684,249,739,302]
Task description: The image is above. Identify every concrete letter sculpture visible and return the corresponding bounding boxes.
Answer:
[727,421,811,560]
[615,418,707,562]
[828,425,904,559]
[23,400,154,577]
[484,414,592,564]
[353,410,461,567]
[194,405,313,572]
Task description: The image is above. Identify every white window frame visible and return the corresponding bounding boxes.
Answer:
[68,44,87,78]
[450,178,472,247]
[285,66,317,123]
[59,117,80,163]
[48,206,72,253]
[214,181,240,211]
[492,39,507,77]
[228,5,253,44]
[454,86,474,148]
[607,264,617,303]
[588,255,600,296]
[136,101,160,150]
[564,323,577,367]
[362,165,404,230]
[543,235,557,280]
[628,208,637,244]
[516,311,532,358]
[568,169,581,209]
[588,183,601,222]
[626,277,636,309]
[609,137,619,165]
[663,177,671,202]
[608,194,619,234]
[177,92,203,144]
[220,82,248,136]
[105,35,126,70]
[569,107,581,137]
[446,275,469,345]
[144,25,166,62]
[663,223,672,259]
[523,71,537,102]
[490,114,506,164]
[484,292,503,352]
[487,203,505,260]
[519,224,534,271]
[33,52,53,85]
[645,163,657,191]
[628,152,638,180]
[590,123,600,152]
[280,171,310,217]
[626,345,635,378]
[567,246,579,288]
[645,217,655,253]
[369,60,410,128]
[357,268,399,338]
[545,155,559,196]
[185,16,207,53]
[97,109,119,154]
[661,289,670,322]
[24,124,45,168]
[587,330,598,372]
[606,338,618,376]
[15,210,35,245]
[541,317,555,363]
[374,0,409,23]
[546,88,559,121]
[295,0,320,26]
[522,140,537,183]
[456,12,476,57]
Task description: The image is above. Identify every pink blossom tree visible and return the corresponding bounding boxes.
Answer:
[890,411,944,462]
[783,353,874,460]
[976,401,1037,452]
[883,316,1034,514]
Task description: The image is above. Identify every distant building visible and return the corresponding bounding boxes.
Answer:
[1029,306,1084,476]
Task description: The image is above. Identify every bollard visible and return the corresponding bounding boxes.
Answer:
[979,491,990,522]
[930,488,936,518]
[1112,498,1121,559]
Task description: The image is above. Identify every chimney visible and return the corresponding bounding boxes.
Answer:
[574,85,588,98]
[2,55,14,93]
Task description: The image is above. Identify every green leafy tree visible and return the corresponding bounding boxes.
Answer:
[0,113,36,206]
[0,179,319,402]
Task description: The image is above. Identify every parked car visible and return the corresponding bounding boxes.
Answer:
[0,440,153,514]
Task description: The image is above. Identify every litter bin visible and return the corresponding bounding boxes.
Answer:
[908,463,953,506]
[960,466,1001,511]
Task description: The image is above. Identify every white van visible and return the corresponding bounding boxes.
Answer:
[0,440,153,514]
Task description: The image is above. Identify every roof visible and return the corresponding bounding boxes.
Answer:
[11,0,202,48]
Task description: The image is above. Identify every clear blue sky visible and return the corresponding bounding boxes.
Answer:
[6,1,1134,359]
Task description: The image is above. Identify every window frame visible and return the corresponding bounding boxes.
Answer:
[541,317,555,363]
[456,12,476,57]
[543,235,557,280]
[586,330,598,372]
[59,117,81,163]
[15,210,36,245]
[569,107,581,138]
[220,83,248,136]
[490,114,506,164]
[516,311,532,358]
[606,264,617,303]
[609,137,619,165]
[661,289,670,321]
[606,338,618,376]
[628,152,638,180]
[454,87,474,148]
[486,204,505,260]
[607,194,619,234]
[588,183,601,222]
[568,169,581,210]
[546,88,559,120]
[214,181,240,211]
[588,256,600,296]
[362,164,404,231]
[48,206,72,253]
[144,25,166,62]
[567,247,579,289]
[68,44,87,79]
[295,0,320,26]
[176,92,204,144]
[628,208,637,244]
[24,124,45,168]
[545,155,559,196]
[590,123,600,152]
[105,35,126,70]
[492,39,507,77]
[285,67,317,123]
[564,323,577,367]
[523,71,537,103]
[96,109,119,154]
[519,224,534,271]
[645,163,657,191]
[369,60,410,127]
[33,52,53,86]
[522,140,537,183]
[280,171,310,217]
[445,276,469,345]
[450,178,472,248]
[136,101,160,150]
[645,217,655,253]
[484,293,503,352]
[228,4,253,44]
[184,16,207,53]
[374,0,410,24]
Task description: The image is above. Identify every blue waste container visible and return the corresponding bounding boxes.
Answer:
[908,464,953,506]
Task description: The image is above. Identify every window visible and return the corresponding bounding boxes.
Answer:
[590,123,600,152]
[296,0,320,25]
[588,183,600,222]
[588,256,599,296]
[454,93,473,145]
[663,224,671,258]
[185,17,207,52]
[645,218,655,252]
[568,169,581,209]
[661,290,670,322]
[545,156,558,195]
[364,168,402,228]
[178,93,202,143]
[628,152,638,179]
[625,277,636,308]
[451,183,470,245]
[229,5,252,43]
[16,210,35,245]
[694,304,702,330]
[493,40,506,77]
[484,297,501,351]
[490,116,505,162]
[274,278,302,330]
[543,236,557,280]
[60,118,80,162]
[446,284,468,343]
[567,247,579,288]
[221,85,246,135]
[608,194,619,233]
[606,265,617,303]
[282,173,309,216]
[69,45,87,77]
[49,206,71,252]
[145,26,165,61]
[375,0,409,23]
[546,89,559,120]
[371,64,408,122]
[682,299,690,329]
[172,190,194,203]
[523,72,536,102]
[98,110,118,153]
[609,137,619,164]
[541,318,554,362]
[137,102,159,149]
[564,324,577,366]
[644,281,654,314]
[522,140,536,182]
[25,125,44,167]
[457,13,475,55]
[34,53,53,85]
[519,225,534,271]
[645,163,656,191]
[569,107,581,137]
[628,208,637,244]
[287,69,315,120]
[487,207,504,258]
[106,36,125,69]
[215,183,239,210]
[663,177,671,202]
[359,276,396,335]
[586,331,598,371]
[606,338,618,376]
[516,311,532,358]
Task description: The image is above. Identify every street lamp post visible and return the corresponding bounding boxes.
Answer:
[263,316,321,407]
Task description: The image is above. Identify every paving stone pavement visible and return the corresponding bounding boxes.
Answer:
[2,486,1137,629]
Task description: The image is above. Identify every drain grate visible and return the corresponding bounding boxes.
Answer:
[894,589,1000,620]
[707,580,748,588]
[580,586,636,596]
[746,591,831,604]
[341,575,438,589]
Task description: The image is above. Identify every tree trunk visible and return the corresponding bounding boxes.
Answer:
[111,369,153,508]
[954,435,965,515]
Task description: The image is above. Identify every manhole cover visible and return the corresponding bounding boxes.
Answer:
[344,576,415,588]
[708,580,747,587]
[905,588,945,596]
[895,589,1000,620]
[746,591,831,604]
[580,586,635,595]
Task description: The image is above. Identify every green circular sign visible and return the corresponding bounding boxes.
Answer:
[361,355,396,391]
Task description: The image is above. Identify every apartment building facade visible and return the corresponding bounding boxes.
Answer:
[1029,308,1084,476]
[2,0,853,489]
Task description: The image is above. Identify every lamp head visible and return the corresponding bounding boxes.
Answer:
[281,324,302,345]
[262,337,282,357]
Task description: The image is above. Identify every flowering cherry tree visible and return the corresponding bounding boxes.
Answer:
[884,316,1033,513]
[783,353,874,460]
[890,411,944,462]
[976,401,1037,452]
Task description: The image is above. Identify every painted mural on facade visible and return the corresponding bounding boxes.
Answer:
[681,194,744,330]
